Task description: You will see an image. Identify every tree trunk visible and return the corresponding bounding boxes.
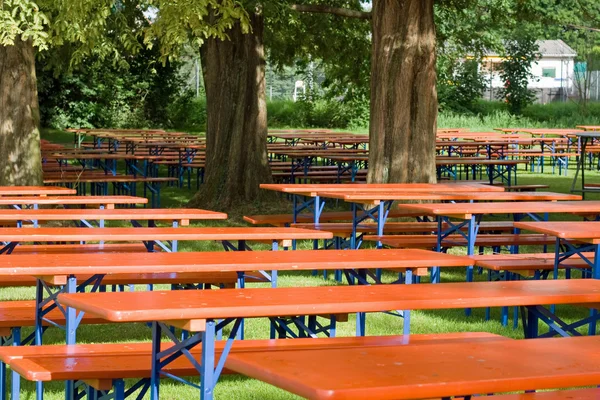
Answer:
[367,0,437,184]
[189,10,272,211]
[0,38,43,186]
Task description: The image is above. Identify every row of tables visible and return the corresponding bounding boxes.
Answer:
[5,182,600,399]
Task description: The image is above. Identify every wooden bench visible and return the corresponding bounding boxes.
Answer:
[1,333,509,392]
[244,210,428,227]
[472,252,592,277]
[292,221,515,235]
[365,234,557,249]
[504,184,550,191]
[489,389,600,399]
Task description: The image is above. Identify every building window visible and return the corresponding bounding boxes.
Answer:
[542,67,556,78]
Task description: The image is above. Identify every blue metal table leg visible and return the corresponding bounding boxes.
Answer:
[200,321,216,400]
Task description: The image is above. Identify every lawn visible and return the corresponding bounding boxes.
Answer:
[23,128,600,399]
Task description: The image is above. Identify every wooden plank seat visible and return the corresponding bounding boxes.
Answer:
[43,176,178,184]
[471,252,593,277]
[244,210,427,227]
[488,389,600,399]
[365,234,558,249]
[0,208,227,225]
[7,243,151,256]
[291,221,515,235]
[504,184,550,191]
[0,195,147,208]
[3,333,509,386]
[0,270,265,288]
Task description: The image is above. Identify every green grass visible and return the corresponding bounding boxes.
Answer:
[31,128,600,399]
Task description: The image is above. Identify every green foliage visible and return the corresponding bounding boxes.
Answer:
[438,59,487,114]
[267,97,369,129]
[498,35,540,114]
[37,45,186,129]
[167,92,207,132]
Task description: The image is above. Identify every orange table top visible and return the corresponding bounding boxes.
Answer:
[260,183,505,196]
[435,159,528,166]
[514,221,600,244]
[0,249,472,276]
[0,186,75,196]
[57,279,600,323]
[397,200,600,219]
[0,208,227,224]
[316,191,580,203]
[0,227,332,243]
[0,196,147,207]
[226,336,600,400]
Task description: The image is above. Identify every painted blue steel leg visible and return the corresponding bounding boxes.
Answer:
[402,270,413,335]
[65,275,78,400]
[113,379,125,400]
[465,215,477,317]
[200,321,216,400]
[589,244,600,335]
[150,322,161,400]
[10,328,21,400]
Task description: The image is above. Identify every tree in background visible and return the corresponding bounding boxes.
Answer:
[0,0,247,186]
[498,34,540,114]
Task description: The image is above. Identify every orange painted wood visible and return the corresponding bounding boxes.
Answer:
[0,227,332,242]
[57,279,600,322]
[0,271,264,288]
[514,222,600,244]
[0,186,75,196]
[489,389,600,399]
[0,300,107,330]
[9,243,150,255]
[0,196,147,206]
[259,183,505,196]
[472,254,591,271]
[397,201,600,219]
[316,191,579,202]
[291,221,514,234]
[225,335,600,400]
[0,249,473,276]
[5,333,508,382]
[0,208,227,222]
[366,234,557,248]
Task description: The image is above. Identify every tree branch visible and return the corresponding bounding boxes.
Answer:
[290,4,371,20]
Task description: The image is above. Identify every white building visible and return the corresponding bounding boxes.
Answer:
[482,39,577,103]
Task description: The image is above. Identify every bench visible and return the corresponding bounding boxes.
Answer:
[365,234,557,250]
[43,176,177,207]
[8,243,151,255]
[504,184,550,191]
[472,252,592,278]
[1,333,509,395]
[244,210,428,227]
[291,221,515,234]
[489,389,600,399]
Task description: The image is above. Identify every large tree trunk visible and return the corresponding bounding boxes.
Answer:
[0,38,43,186]
[189,10,272,211]
[367,0,437,184]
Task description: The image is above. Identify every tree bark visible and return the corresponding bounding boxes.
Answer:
[189,11,272,211]
[0,38,43,186]
[367,0,437,184]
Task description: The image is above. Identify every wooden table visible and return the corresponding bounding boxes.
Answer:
[570,132,600,199]
[260,183,505,229]
[3,248,473,343]
[0,226,332,253]
[394,201,600,284]
[57,279,600,400]
[313,191,579,249]
[514,221,600,281]
[226,336,600,400]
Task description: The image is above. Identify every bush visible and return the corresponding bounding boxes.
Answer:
[266,98,369,129]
